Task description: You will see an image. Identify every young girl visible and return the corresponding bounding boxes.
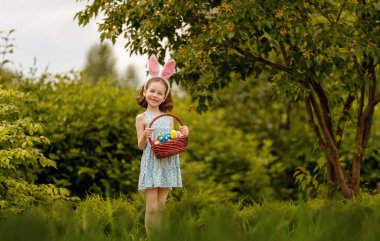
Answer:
[135,55,189,233]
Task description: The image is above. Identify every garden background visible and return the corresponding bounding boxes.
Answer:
[0,0,380,240]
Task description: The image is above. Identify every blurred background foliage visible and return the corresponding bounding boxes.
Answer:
[0,25,379,207]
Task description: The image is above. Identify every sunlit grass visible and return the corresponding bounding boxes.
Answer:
[0,190,380,241]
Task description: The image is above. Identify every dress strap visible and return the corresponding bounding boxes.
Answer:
[144,111,153,127]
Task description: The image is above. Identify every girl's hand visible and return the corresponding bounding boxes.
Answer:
[179,126,189,136]
[144,128,154,139]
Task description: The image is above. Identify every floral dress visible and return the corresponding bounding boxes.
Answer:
[138,111,182,193]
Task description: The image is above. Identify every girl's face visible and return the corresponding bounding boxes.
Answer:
[143,80,168,108]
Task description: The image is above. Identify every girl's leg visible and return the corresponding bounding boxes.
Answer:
[144,188,159,234]
[157,188,170,229]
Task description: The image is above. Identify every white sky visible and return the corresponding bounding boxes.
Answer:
[0,0,147,79]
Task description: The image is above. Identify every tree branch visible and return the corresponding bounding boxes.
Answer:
[375,94,380,105]
[309,78,335,143]
[336,92,355,149]
[279,41,290,67]
[306,95,337,190]
[305,96,328,153]
[252,54,292,73]
[235,47,293,74]
[368,57,376,103]
[308,88,338,155]
[310,2,335,24]
[353,55,365,117]
[352,59,376,191]
[362,110,374,150]
[307,87,353,198]
[363,57,377,149]
[336,0,348,23]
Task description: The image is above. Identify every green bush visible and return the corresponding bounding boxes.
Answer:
[174,98,278,201]
[15,72,279,201]
[0,85,69,209]
[20,75,142,198]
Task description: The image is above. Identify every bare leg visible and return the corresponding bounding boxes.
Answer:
[144,188,159,234]
[157,188,170,230]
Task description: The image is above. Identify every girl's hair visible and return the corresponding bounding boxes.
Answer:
[136,77,173,112]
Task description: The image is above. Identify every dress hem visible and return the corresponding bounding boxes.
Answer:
[138,186,182,193]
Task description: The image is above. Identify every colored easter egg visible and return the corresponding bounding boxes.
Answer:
[159,133,171,142]
[177,131,184,138]
[170,130,177,139]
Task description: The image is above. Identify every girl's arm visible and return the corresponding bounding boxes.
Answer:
[136,114,154,150]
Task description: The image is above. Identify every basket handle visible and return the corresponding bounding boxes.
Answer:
[148,113,184,128]
[148,113,184,145]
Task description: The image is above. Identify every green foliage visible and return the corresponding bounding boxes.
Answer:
[76,0,380,198]
[75,0,379,100]
[169,97,280,201]
[0,85,69,209]
[1,192,380,241]
[10,70,281,201]
[19,74,142,198]
[15,71,379,200]
[7,58,328,201]
[212,74,324,199]
[293,165,321,199]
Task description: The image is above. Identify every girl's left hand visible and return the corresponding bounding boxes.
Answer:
[179,125,189,136]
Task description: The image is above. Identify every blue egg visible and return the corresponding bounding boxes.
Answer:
[159,133,172,143]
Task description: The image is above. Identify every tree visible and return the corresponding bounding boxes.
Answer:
[122,63,140,88]
[76,0,380,199]
[82,42,117,84]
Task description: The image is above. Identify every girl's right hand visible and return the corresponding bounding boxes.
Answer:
[144,128,154,139]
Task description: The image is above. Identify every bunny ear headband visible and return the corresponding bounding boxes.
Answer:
[144,55,176,97]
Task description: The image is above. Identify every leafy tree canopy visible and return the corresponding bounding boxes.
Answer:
[76,0,380,199]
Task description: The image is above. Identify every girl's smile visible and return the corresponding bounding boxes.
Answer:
[143,81,167,107]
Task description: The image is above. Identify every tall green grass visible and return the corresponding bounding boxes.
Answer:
[0,191,379,241]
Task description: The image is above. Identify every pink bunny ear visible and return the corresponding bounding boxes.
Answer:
[161,59,176,79]
[148,55,160,76]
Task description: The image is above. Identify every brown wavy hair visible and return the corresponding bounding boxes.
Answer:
[136,77,173,112]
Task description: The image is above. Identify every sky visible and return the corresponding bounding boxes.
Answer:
[0,0,147,79]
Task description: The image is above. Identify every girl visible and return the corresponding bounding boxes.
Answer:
[135,55,189,234]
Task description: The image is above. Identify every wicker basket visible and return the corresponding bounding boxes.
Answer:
[148,114,188,159]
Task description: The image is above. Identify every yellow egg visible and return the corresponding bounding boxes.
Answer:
[170,130,177,139]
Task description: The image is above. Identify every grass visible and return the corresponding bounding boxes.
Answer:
[1,190,380,241]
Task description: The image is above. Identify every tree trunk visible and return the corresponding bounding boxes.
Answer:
[305,95,353,198]
[329,152,354,199]
[352,57,377,193]
[326,158,337,197]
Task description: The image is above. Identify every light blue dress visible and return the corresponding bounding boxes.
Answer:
[138,111,182,193]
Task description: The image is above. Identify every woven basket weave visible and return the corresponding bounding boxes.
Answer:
[148,114,188,159]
